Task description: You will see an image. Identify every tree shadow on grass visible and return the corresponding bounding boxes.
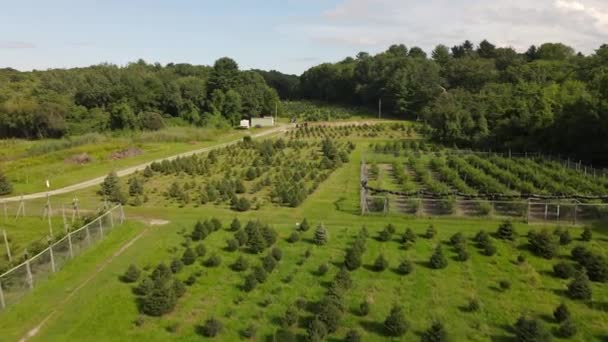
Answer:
[488,324,517,342]
[414,260,434,269]
[538,313,555,324]
[359,320,386,336]
[586,300,608,312]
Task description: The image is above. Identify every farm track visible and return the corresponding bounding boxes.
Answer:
[1,124,293,203]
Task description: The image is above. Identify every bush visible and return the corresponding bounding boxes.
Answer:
[581,227,592,241]
[271,247,283,261]
[274,329,296,342]
[344,329,361,342]
[513,315,551,342]
[553,262,575,279]
[556,319,577,338]
[467,298,480,312]
[456,248,469,261]
[553,303,570,323]
[241,325,256,339]
[287,232,300,243]
[496,221,516,240]
[474,230,490,246]
[134,277,155,296]
[299,218,310,232]
[359,301,370,316]
[226,238,239,252]
[499,280,511,291]
[140,111,165,131]
[170,259,183,274]
[233,197,251,211]
[318,263,329,276]
[373,254,389,272]
[243,273,258,292]
[402,228,417,244]
[232,256,249,272]
[558,230,572,245]
[425,225,437,239]
[282,306,299,328]
[140,286,177,316]
[121,264,141,283]
[262,254,277,272]
[384,305,409,337]
[307,317,328,342]
[449,232,466,246]
[204,254,221,267]
[483,242,497,256]
[313,224,328,245]
[344,247,362,270]
[567,271,592,300]
[0,170,13,195]
[200,318,222,337]
[184,275,196,286]
[429,246,448,269]
[252,266,268,283]
[421,320,448,342]
[397,259,413,275]
[230,217,241,231]
[195,243,207,257]
[517,254,526,264]
[528,229,558,259]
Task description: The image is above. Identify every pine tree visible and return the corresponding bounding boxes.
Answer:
[299,218,310,232]
[429,246,448,269]
[313,224,328,246]
[402,228,417,244]
[0,169,13,195]
[100,171,125,204]
[181,248,196,265]
[248,227,267,254]
[567,271,592,300]
[421,320,448,342]
[230,217,241,231]
[384,305,409,337]
[344,247,362,270]
[373,254,389,272]
[513,315,551,342]
[581,227,592,241]
[553,303,570,323]
[121,264,141,283]
[425,224,437,239]
[170,259,183,273]
[397,259,413,275]
[496,221,516,240]
[243,273,258,292]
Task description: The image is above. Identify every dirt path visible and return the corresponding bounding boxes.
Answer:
[2,124,292,203]
[18,226,151,342]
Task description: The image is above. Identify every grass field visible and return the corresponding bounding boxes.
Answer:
[1,132,607,341]
[0,126,276,195]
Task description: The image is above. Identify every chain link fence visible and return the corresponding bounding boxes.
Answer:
[0,205,125,310]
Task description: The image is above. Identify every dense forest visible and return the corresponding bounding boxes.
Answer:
[295,41,608,166]
[0,58,280,138]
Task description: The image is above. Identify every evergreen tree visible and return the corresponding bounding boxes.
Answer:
[384,305,409,337]
[402,228,417,244]
[558,230,572,245]
[556,319,577,338]
[226,238,239,252]
[398,259,413,275]
[425,225,437,239]
[429,246,448,269]
[306,316,327,342]
[262,254,277,272]
[553,303,570,323]
[170,259,184,274]
[373,254,389,272]
[581,227,592,241]
[449,232,466,246]
[313,224,328,245]
[100,171,126,204]
[252,265,268,283]
[248,228,267,254]
[528,229,558,259]
[344,247,362,270]
[421,320,448,342]
[567,271,592,300]
[0,171,13,195]
[181,248,196,265]
[496,221,516,240]
[299,218,310,232]
[232,256,249,271]
[513,315,551,342]
[553,262,575,279]
[359,301,370,316]
[230,217,241,231]
[121,264,141,283]
[287,231,300,243]
[195,243,207,257]
[201,317,223,337]
[243,273,258,292]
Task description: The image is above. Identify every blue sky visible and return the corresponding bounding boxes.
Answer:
[1,0,607,74]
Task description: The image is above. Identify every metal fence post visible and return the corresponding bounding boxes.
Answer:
[0,279,5,310]
[49,246,56,273]
[3,230,11,262]
[120,205,125,224]
[68,231,74,258]
[86,225,91,246]
[99,217,104,238]
[109,209,114,228]
[25,251,34,289]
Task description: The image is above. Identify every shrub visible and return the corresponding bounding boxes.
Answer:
[513,315,551,342]
[553,303,570,323]
[184,275,196,286]
[170,259,183,274]
[243,273,258,292]
[241,325,256,339]
[344,329,361,342]
[499,280,511,291]
[567,271,592,300]
[232,256,249,272]
[274,329,296,342]
[201,318,222,337]
[559,230,572,245]
[344,247,362,270]
[287,232,300,243]
[474,230,490,246]
[262,254,277,272]
[252,266,268,284]
[140,286,177,316]
[378,229,392,242]
[581,227,592,241]
[553,262,575,279]
[226,239,239,252]
[140,111,165,130]
[134,277,155,296]
[421,320,448,342]
[556,319,577,338]
[359,301,370,316]
[122,264,141,283]
[0,170,13,195]
[282,306,299,327]
[397,259,413,275]
[528,229,558,259]
[204,254,221,267]
[230,217,241,231]
[517,254,526,264]
[429,246,448,269]
[449,232,466,246]
[307,316,328,342]
[313,224,328,245]
[299,218,310,232]
[172,279,186,298]
[373,254,389,272]
[581,253,608,282]
[318,263,329,276]
[496,221,516,240]
[402,228,417,244]
[384,305,409,337]
[571,245,591,263]
[425,225,437,239]
[467,298,480,312]
[483,242,497,256]
[456,248,470,261]
[233,197,251,211]
[271,247,283,261]
[195,243,207,257]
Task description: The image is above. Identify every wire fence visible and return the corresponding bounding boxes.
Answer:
[0,205,125,310]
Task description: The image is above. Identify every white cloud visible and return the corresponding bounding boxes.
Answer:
[298,0,607,54]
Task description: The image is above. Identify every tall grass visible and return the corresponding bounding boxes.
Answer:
[25,133,107,156]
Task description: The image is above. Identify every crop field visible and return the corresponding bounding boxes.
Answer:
[0,123,607,342]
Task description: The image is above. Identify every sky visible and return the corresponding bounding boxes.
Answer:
[1,0,607,75]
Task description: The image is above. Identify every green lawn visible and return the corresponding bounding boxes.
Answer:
[1,140,606,341]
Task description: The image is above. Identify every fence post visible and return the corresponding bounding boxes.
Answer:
[544,203,548,220]
[526,199,531,224]
[573,203,578,225]
[109,209,114,228]
[25,250,34,289]
[3,230,11,262]
[86,225,91,246]
[99,217,104,238]
[0,279,5,309]
[49,246,56,273]
[120,205,125,224]
[68,231,74,258]
[556,201,561,223]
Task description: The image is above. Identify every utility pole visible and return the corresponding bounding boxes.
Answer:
[378,98,382,119]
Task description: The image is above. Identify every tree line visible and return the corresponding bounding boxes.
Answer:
[293,41,608,166]
[0,57,279,138]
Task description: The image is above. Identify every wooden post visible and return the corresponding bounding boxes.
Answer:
[0,279,5,309]
[25,250,33,289]
[3,230,11,262]
[49,246,56,273]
